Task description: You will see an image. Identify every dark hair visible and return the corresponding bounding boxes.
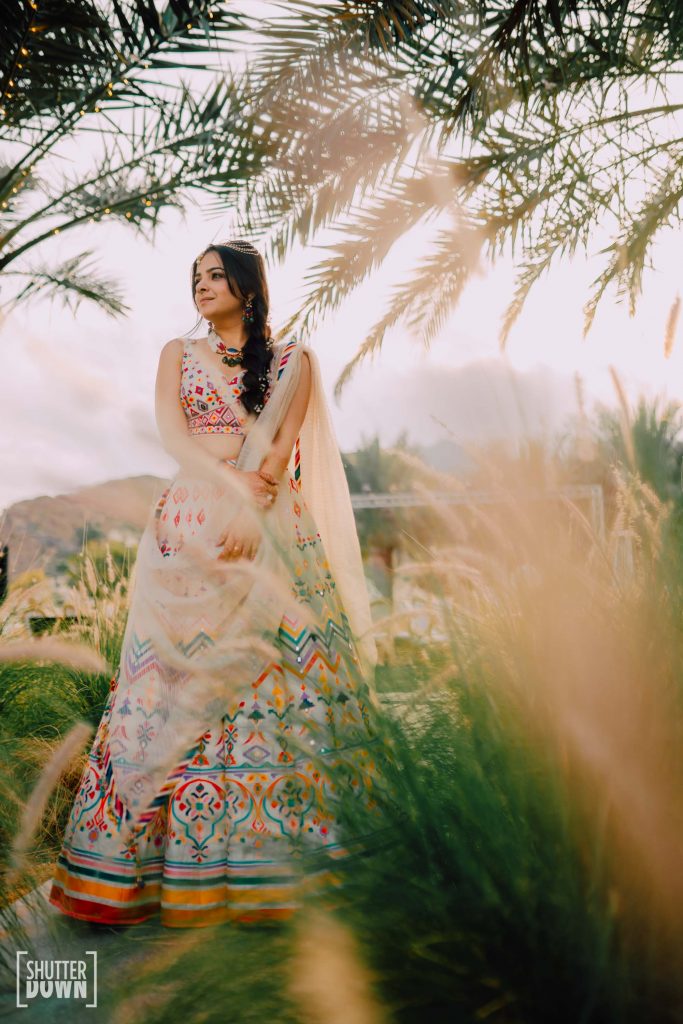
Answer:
[190,240,273,415]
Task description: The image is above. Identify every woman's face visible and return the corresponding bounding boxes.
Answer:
[193,251,243,321]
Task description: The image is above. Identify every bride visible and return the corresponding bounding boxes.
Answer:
[49,239,388,929]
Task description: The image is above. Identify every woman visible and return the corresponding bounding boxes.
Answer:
[49,239,389,929]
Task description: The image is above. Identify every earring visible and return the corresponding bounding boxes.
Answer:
[242,297,255,324]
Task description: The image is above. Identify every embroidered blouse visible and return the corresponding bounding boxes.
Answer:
[179,338,263,435]
[179,336,299,436]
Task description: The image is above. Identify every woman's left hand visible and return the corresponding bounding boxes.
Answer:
[216,511,263,562]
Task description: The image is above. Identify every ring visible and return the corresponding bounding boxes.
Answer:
[233,544,240,552]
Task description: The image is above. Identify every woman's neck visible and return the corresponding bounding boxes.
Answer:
[209,318,249,349]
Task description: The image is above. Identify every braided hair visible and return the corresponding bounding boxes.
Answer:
[190,240,274,415]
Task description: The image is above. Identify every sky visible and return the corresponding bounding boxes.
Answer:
[2,10,683,513]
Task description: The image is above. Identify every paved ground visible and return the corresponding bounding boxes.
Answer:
[1,882,299,1023]
[1,881,172,1021]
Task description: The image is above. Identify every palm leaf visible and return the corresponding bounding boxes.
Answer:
[2,250,131,316]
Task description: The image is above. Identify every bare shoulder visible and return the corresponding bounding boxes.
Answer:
[159,337,184,365]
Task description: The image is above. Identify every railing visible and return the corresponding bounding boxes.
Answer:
[350,484,606,541]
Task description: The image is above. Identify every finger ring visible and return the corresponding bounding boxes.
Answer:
[233,544,240,552]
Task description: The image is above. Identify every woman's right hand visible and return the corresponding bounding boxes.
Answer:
[241,469,279,509]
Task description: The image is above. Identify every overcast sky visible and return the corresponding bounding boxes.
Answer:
[2,9,683,513]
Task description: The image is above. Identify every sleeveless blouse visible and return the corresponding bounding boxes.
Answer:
[179,337,275,436]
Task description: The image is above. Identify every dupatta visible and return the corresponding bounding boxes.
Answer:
[108,338,377,839]
[237,340,377,673]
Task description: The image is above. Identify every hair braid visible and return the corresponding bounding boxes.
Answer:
[189,241,274,415]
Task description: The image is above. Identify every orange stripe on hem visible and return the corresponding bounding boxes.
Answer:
[51,864,158,904]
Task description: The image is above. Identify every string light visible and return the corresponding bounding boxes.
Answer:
[3,9,36,110]
[0,5,194,214]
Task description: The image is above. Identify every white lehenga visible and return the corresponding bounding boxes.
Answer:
[49,337,390,928]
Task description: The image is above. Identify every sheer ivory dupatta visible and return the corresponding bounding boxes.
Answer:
[237,340,377,675]
[109,338,377,838]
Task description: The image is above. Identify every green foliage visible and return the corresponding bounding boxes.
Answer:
[345,432,459,562]
[596,396,683,504]
[327,482,683,1021]
[2,395,683,1017]
[0,661,107,739]
[333,690,673,1021]
[59,537,137,589]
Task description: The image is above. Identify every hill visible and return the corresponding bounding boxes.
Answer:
[0,475,167,582]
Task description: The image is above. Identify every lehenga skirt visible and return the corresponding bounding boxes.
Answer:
[48,458,390,929]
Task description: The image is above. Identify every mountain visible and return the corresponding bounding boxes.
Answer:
[0,475,167,582]
[0,438,478,588]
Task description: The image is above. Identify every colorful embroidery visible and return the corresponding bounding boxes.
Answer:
[179,346,248,436]
[276,338,298,380]
[274,338,302,480]
[178,337,296,436]
[48,430,390,929]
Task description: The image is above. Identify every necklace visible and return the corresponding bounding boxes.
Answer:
[207,326,244,367]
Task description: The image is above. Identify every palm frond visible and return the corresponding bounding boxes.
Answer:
[2,250,131,317]
[584,155,683,336]
[332,219,486,398]
[274,163,463,344]
[0,0,250,131]
[220,0,683,369]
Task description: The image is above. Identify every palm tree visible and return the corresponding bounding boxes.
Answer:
[218,1,683,392]
[344,434,417,578]
[596,395,683,505]
[344,432,460,602]
[0,0,262,315]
